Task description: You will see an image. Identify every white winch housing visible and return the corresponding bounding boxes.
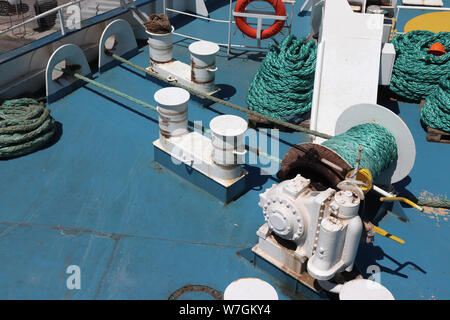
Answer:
[257,174,363,281]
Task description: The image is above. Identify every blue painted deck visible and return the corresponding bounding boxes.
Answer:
[0,1,449,299]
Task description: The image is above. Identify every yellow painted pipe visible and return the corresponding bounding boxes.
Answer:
[373,226,405,244]
[380,197,424,212]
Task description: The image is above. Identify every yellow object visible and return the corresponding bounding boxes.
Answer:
[345,168,373,194]
[404,12,450,33]
[373,226,405,244]
[380,196,424,212]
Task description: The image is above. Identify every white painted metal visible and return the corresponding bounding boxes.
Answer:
[154,87,190,139]
[154,131,247,182]
[165,0,295,54]
[380,42,396,85]
[334,103,416,185]
[0,0,159,99]
[147,26,174,63]
[209,115,247,166]
[334,190,360,219]
[45,44,91,101]
[339,279,395,300]
[98,19,138,72]
[232,9,288,47]
[307,190,362,280]
[150,61,219,95]
[257,173,363,281]
[153,90,247,183]
[224,278,278,300]
[309,0,384,141]
[258,175,337,258]
[189,41,220,94]
[372,185,395,198]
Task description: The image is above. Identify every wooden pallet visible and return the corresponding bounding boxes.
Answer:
[419,100,450,144]
[425,127,450,144]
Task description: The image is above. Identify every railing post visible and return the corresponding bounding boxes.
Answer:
[59,8,66,36]
[227,0,233,57]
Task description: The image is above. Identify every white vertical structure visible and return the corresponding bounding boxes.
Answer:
[309,0,384,142]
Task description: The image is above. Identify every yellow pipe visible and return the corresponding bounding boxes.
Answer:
[373,226,405,244]
[380,196,424,212]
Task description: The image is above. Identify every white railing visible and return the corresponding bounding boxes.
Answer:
[0,0,83,37]
[163,0,296,56]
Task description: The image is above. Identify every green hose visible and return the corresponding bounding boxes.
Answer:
[0,98,55,159]
[246,35,316,122]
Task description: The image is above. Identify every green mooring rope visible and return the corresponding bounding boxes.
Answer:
[246,35,316,122]
[417,198,450,209]
[420,73,450,132]
[322,123,398,179]
[0,98,55,159]
[390,30,450,102]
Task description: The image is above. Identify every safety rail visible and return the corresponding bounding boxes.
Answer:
[163,0,296,56]
[0,0,83,37]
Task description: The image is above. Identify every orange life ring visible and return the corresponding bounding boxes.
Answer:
[234,0,286,40]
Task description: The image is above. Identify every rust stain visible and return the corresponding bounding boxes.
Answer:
[418,191,449,226]
[168,284,223,300]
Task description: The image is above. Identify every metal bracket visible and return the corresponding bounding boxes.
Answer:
[98,19,138,73]
[45,44,91,103]
[233,10,288,47]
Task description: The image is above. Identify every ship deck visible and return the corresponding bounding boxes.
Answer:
[0,1,448,299]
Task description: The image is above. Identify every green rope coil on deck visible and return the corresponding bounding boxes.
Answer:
[322,123,398,179]
[0,98,55,159]
[420,73,450,132]
[246,35,316,122]
[390,30,450,101]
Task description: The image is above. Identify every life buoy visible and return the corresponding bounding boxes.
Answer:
[234,0,286,40]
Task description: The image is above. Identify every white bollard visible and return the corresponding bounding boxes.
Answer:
[339,279,395,300]
[224,278,279,300]
[154,87,190,141]
[209,115,247,167]
[189,41,220,93]
[147,26,175,64]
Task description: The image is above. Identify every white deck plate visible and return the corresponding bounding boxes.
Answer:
[149,62,219,95]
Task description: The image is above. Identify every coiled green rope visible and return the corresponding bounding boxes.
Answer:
[246,35,316,122]
[322,123,398,179]
[420,73,450,132]
[390,30,450,102]
[0,98,55,159]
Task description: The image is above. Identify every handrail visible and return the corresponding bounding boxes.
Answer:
[0,0,82,36]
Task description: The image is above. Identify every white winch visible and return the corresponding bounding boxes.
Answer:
[256,173,363,281]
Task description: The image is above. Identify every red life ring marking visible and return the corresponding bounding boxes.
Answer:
[234,0,287,40]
